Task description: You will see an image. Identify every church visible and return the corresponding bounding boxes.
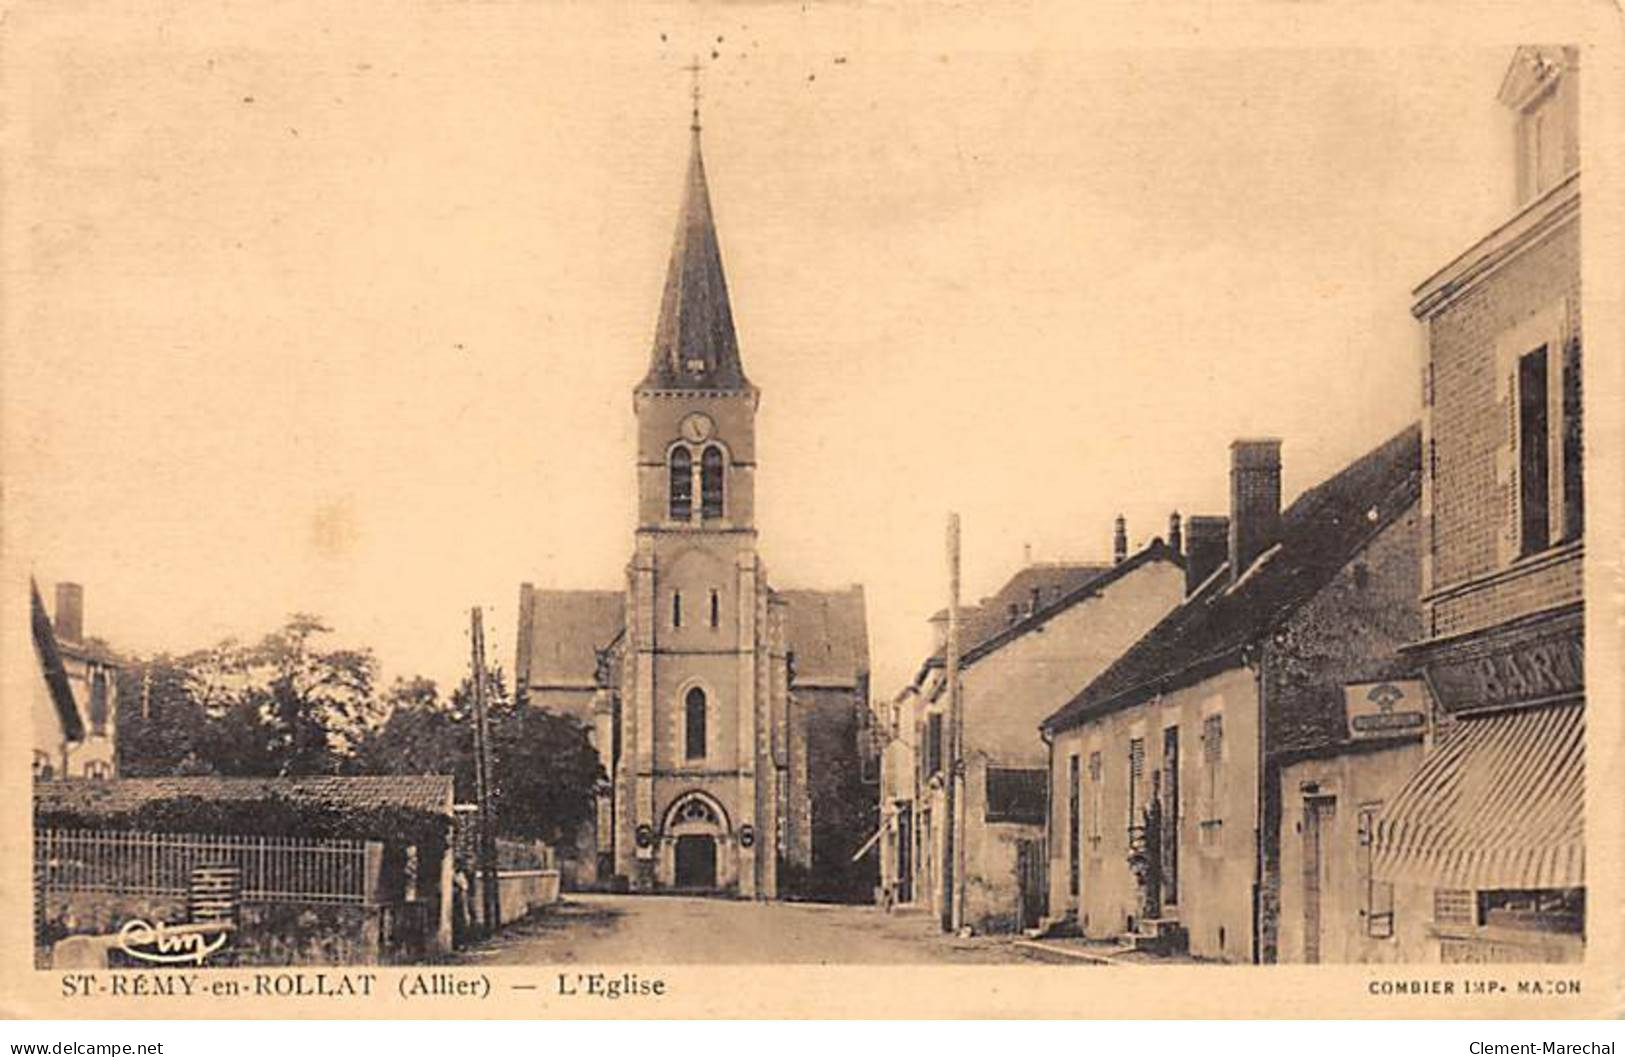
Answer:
[513,111,874,901]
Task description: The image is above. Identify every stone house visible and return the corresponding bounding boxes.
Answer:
[1041,428,1422,962]
[1369,46,1585,964]
[882,531,1186,933]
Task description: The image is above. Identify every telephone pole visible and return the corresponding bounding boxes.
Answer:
[943,513,967,934]
[470,607,501,933]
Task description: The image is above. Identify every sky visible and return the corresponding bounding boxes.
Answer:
[4,5,1525,701]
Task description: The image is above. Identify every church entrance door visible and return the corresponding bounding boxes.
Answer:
[675,835,718,889]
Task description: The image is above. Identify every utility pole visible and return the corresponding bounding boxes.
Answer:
[470,607,501,933]
[943,512,966,934]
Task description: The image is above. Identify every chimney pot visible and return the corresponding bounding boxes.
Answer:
[1229,438,1283,583]
[1168,512,1183,556]
[1113,515,1128,564]
[54,582,84,644]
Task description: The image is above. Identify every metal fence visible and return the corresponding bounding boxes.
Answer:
[34,829,371,905]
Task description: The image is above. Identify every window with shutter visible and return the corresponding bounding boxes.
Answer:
[1067,755,1081,896]
[1128,737,1145,823]
[1087,751,1103,844]
[1201,714,1224,829]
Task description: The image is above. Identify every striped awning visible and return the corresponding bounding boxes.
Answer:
[1372,702,1583,890]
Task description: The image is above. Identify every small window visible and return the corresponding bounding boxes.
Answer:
[709,589,720,628]
[672,591,683,628]
[701,445,725,519]
[685,687,707,761]
[32,751,53,780]
[84,759,112,780]
[669,447,693,521]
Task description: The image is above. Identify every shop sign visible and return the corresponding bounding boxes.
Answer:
[1345,681,1427,740]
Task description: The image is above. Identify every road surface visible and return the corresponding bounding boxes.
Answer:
[454,893,1075,965]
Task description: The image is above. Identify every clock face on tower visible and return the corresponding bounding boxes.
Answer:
[679,412,714,443]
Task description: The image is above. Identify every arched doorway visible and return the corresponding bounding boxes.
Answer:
[661,792,730,893]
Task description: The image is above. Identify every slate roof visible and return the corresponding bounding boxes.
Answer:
[779,586,870,689]
[930,562,1112,652]
[31,578,84,742]
[518,588,625,691]
[34,775,456,818]
[1042,424,1422,734]
[640,127,749,392]
[918,542,1180,681]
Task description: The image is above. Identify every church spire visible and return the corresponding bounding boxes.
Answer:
[641,94,748,392]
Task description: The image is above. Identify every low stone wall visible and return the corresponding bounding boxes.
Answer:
[471,869,561,929]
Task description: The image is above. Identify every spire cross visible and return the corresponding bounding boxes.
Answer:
[683,55,703,131]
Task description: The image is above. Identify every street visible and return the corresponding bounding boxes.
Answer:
[454,894,1078,965]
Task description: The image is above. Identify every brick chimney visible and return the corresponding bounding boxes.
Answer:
[1184,516,1229,595]
[1112,515,1127,564]
[54,582,84,643]
[1168,512,1183,557]
[1229,439,1283,583]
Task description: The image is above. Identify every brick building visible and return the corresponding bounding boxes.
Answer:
[881,531,1185,933]
[1369,46,1584,963]
[512,114,872,900]
[1041,429,1422,962]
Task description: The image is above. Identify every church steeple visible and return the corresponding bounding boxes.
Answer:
[641,121,749,392]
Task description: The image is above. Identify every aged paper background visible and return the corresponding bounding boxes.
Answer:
[2,0,1621,1018]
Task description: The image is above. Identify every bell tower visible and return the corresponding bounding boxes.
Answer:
[617,96,772,897]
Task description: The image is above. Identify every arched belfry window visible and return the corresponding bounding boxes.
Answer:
[685,687,707,761]
[701,445,725,519]
[669,447,693,521]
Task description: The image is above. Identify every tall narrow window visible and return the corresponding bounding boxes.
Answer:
[685,687,707,761]
[709,589,720,628]
[1067,755,1081,897]
[925,713,944,777]
[1561,340,1583,541]
[1518,346,1551,555]
[669,447,693,521]
[88,668,110,737]
[672,591,683,628]
[701,445,725,518]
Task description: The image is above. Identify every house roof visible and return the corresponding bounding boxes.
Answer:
[918,542,1180,683]
[930,562,1112,647]
[518,588,625,691]
[34,775,456,818]
[1042,424,1422,734]
[31,578,84,742]
[780,586,870,689]
[640,126,749,393]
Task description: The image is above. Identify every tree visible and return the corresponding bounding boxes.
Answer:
[355,667,605,847]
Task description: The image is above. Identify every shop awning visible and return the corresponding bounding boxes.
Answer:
[1372,702,1583,890]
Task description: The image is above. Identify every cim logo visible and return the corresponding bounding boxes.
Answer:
[117,918,230,966]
